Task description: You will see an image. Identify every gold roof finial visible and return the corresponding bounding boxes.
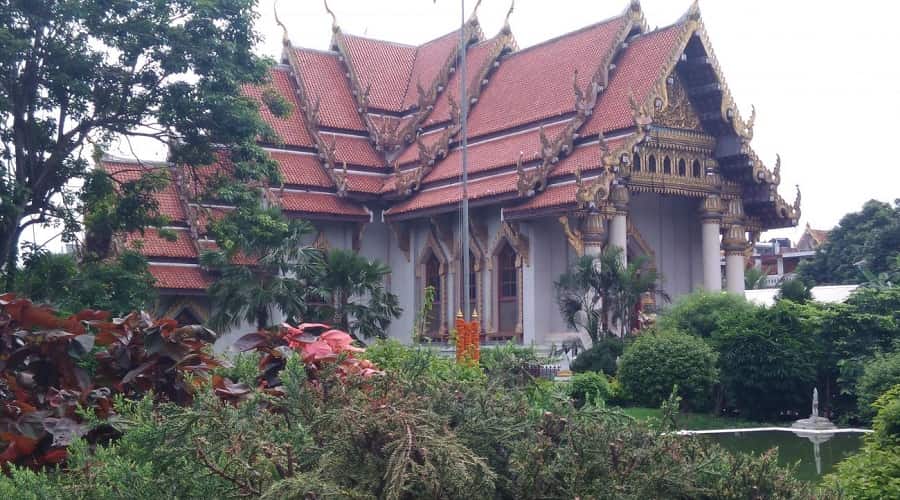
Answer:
[470,0,484,21]
[680,0,701,23]
[323,0,339,33]
[503,0,515,27]
[472,309,480,320]
[274,0,290,47]
[456,309,464,319]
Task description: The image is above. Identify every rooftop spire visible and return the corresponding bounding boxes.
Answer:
[503,0,515,27]
[470,0,483,22]
[273,0,290,47]
[679,0,701,24]
[323,0,339,33]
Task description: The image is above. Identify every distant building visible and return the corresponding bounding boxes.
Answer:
[750,224,830,287]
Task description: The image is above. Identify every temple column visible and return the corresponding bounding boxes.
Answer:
[699,195,723,291]
[582,212,606,258]
[723,198,748,295]
[609,185,629,267]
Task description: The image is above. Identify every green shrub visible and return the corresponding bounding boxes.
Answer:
[568,371,612,407]
[857,351,900,422]
[714,300,819,420]
[827,385,900,499]
[618,329,719,411]
[776,278,812,303]
[570,337,625,376]
[0,347,825,500]
[658,290,759,339]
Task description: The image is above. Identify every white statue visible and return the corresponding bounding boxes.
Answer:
[812,387,819,418]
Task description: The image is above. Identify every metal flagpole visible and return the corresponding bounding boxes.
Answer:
[459,0,470,320]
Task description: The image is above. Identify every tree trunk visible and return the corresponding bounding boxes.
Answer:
[1,218,25,291]
[255,305,269,330]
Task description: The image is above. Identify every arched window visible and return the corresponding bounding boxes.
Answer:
[663,156,672,175]
[633,153,641,172]
[174,308,201,327]
[692,160,702,177]
[678,158,687,176]
[497,244,518,336]
[460,250,477,309]
[648,155,657,173]
[424,253,442,338]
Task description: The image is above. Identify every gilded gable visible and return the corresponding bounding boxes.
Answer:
[654,73,702,132]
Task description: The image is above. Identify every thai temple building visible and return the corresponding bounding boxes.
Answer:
[102,1,800,346]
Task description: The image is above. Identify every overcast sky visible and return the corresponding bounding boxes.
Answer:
[104,0,899,244]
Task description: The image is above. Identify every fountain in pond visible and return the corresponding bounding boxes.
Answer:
[792,388,836,475]
[792,388,837,431]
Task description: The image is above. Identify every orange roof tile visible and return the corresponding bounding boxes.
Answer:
[337,34,418,112]
[583,25,683,135]
[466,16,627,138]
[242,67,315,147]
[125,228,197,259]
[401,30,459,110]
[386,171,520,217]
[275,190,369,220]
[100,161,187,223]
[320,133,384,168]
[426,37,501,127]
[291,48,367,131]
[150,265,210,290]
[505,182,578,216]
[345,173,388,194]
[422,123,568,185]
[267,150,333,188]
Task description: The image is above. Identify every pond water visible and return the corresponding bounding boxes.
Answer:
[699,430,865,482]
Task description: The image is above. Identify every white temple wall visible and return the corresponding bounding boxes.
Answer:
[629,193,705,299]
[522,218,575,345]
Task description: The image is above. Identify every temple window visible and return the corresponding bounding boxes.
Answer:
[692,159,702,177]
[424,253,443,338]
[678,158,687,176]
[633,153,641,172]
[174,308,201,326]
[459,250,478,311]
[497,243,518,337]
[663,156,672,175]
[648,155,657,173]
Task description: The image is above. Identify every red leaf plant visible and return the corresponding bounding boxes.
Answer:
[234,322,382,394]
[0,293,221,469]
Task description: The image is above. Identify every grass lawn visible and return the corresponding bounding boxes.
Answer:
[618,407,786,430]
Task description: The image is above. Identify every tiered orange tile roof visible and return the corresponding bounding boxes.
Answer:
[103,2,795,292]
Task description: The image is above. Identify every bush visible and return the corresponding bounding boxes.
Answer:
[714,300,820,420]
[570,337,624,376]
[618,329,719,411]
[857,351,900,422]
[827,385,900,499]
[568,371,612,407]
[658,291,759,339]
[0,332,826,499]
[776,278,812,303]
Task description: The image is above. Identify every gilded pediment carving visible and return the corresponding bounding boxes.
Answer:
[654,73,702,131]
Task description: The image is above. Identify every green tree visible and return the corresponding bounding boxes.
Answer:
[618,329,719,411]
[304,248,401,341]
[201,206,320,331]
[15,247,154,314]
[658,290,759,340]
[776,278,812,303]
[713,300,820,420]
[0,0,276,287]
[799,199,900,285]
[555,247,662,342]
[744,267,767,290]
